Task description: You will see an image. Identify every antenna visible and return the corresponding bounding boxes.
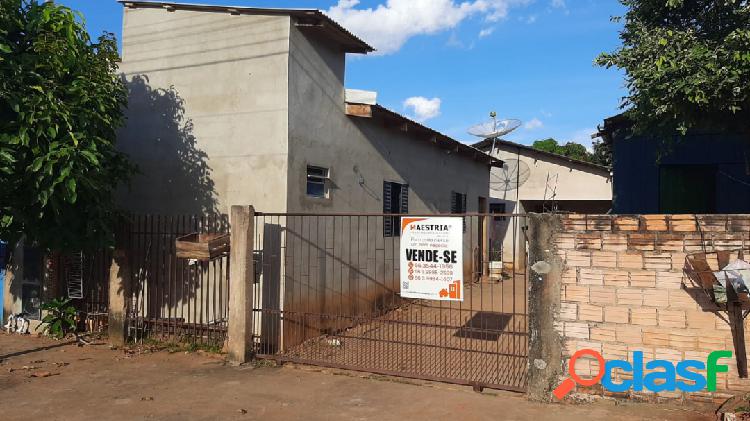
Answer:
[467,112,522,156]
[543,172,559,213]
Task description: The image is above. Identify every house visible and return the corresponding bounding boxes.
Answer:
[473,138,612,269]
[597,115,750,214]
[116,1,499,218]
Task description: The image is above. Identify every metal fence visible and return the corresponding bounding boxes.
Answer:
[251,212,528,392]
[123,214,231,347]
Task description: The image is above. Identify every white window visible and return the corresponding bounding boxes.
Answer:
[306,166,330,198]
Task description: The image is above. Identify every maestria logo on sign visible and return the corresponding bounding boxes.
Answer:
[553,349,733,399]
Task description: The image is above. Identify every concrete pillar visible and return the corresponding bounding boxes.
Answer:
[108,250,130,347]
[526,213,564,402]
[228,205,255,363]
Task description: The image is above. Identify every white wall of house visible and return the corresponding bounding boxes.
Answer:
[480,141,613,268]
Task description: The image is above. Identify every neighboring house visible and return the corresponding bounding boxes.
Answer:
[117,1,498,218]
[473,138,612,270]
[597,115,750,214]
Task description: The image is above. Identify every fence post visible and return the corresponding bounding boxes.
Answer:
[108,250,130,347]
[228,205,254,363]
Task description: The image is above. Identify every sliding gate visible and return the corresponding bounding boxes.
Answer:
[251,213,528,392]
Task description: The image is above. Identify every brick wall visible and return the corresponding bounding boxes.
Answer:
[554,214,750,401]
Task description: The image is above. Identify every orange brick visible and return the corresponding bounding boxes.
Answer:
[602,342,628,360]
[587,215,613,231]
[592,251,617,268]
[629,271,656,288]
[643,289,670,308]
[563,215,587,231]
[712,234,744,250]
[643,252,672,271]
[659,309,686,328]
[655,233,685,252]
[656,271,684,290]
[576,233,603,250]
[564,285,589,302]
[555,233,576,250]
[670,215,698,232]
[604,306,629,324]
[643,215,668,231]
[615,325,643,344]
[589,286,616,305]
[602,233,628,251]
[591,326,616,342]
[628,233,656,251]
[631,307,657,326]
[559,302,578,321]
[668,289,697,310]
[697,215,728,232]
[561,268,577,284]
[686,310,718,330]
[566,250,591,267]
[643,328,670,347]
[579,268,604,285]
[697,332,727,351]
[565,322,590,339]
[618,252,644,269]
[655,348,684,363]
[579,304,603,322]
[603,270,630,287]
[614,216,640,231]
[616,288,643,306]
[669,331,698,351]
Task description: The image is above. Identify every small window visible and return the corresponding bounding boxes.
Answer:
[306,166,329,198]
[383,181,409,237]
[490,203,507,221]
[451,192,467,232]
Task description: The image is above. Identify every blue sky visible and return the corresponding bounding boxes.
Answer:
[58,0,627,148]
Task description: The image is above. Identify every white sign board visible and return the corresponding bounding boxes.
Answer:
[400,217,464,301]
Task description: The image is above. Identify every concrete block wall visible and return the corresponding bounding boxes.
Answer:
[553,214,750,401]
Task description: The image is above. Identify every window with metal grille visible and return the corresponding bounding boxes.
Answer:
[490,203,507,221]
[451,191,467,232]
[383,181,409,237]
[306,166,330,198]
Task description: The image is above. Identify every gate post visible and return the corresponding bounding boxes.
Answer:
[108,250,130,347]
[526,213,565,402]
[228,205,255,364]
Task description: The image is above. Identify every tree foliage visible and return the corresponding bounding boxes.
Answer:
[531,138,611,167]
[0,1,134,251]
[597,0,750,137]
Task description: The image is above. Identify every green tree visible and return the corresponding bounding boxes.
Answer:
[532,138,609,166]
[596,0,750,137]
[0,1,134,251]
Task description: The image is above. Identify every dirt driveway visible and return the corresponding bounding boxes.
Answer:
[0,333,715,421]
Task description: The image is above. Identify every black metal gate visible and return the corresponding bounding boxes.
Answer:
[251,213,528,392]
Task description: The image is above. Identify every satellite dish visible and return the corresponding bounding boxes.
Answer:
[491,159,531,193]
[468,112,522,139]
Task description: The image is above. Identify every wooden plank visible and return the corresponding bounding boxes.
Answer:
[345,103,372,118]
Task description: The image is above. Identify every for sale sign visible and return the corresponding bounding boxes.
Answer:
[400,217,464,301]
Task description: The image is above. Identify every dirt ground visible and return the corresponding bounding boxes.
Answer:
[0,333,716,421]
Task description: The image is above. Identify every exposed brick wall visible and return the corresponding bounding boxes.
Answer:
[554,214,750,402]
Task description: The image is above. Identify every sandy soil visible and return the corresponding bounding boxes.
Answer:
[0,332,715,421]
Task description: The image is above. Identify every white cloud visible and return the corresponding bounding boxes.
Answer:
[524,118,543,130]
[519,14,537,24]
[479,27,495,38]
[326,0,532,54]
[403,96,442,122]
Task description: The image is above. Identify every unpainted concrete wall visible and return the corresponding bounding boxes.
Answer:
[118,7,291,215]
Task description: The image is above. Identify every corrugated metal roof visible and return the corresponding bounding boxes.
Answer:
[472,137,610,172]
[346,102,503,168]
[118,1,374,53]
